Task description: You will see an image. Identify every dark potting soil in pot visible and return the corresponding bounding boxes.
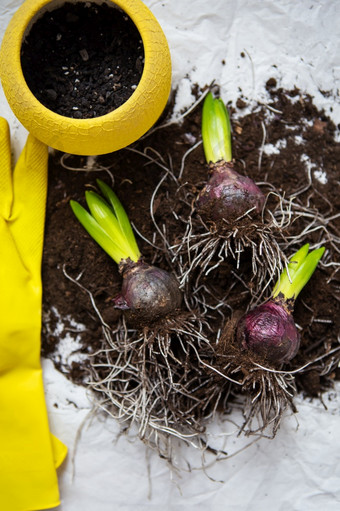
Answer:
[42,83,340,428]
[21,2,144,119]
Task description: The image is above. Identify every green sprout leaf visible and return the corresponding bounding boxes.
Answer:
[85,191,133,255]
[96,179,140,258]
[273,243,325,300]
[70,184,141,266]
[201,91,232,164]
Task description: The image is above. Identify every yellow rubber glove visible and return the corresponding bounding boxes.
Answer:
[0,118,67,510]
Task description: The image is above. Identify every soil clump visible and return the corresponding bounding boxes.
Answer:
[42,83,340,432]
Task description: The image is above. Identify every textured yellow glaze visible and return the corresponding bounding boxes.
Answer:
[0,0,172,155]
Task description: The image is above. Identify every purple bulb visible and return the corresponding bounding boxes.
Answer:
[197,161,265,222]
[114,261,182,324]
[236,299,300,365]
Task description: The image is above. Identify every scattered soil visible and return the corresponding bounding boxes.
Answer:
[42,82,340,426]
[21,2,144,118]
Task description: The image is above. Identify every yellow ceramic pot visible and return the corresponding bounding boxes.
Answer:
[0,0,171,155]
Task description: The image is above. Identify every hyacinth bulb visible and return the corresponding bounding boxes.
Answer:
[235,244,325,366]
[197,161,265,223]
[114,260,183,324]
[236,299,300,365]
[70,180,183,326]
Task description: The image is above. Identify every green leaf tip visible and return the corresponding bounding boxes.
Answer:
[273,243,325,301]
[70,184,141,266]
[201,91,232,164]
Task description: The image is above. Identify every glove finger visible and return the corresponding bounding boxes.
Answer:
[0,117,13,219]
[51,433,68,469]
[11,133,48,270]
[0,369,61,509]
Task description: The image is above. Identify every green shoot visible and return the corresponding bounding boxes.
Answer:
[70,183,141,265]
[273,243,325,300]
[201,91,232,164]
[96,179,140,258]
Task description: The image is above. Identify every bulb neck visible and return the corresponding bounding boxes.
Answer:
[272,293,295,314]
[208,160,237,177]
[119,257,144,276]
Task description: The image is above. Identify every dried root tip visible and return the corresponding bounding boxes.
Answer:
[240,370,297,437]
[115,259,183,326]
[197,161,265,223]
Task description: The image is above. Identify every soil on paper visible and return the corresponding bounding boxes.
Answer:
[42,82,340,419]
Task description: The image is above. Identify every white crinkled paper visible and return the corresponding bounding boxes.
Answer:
[1,1,339,509]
